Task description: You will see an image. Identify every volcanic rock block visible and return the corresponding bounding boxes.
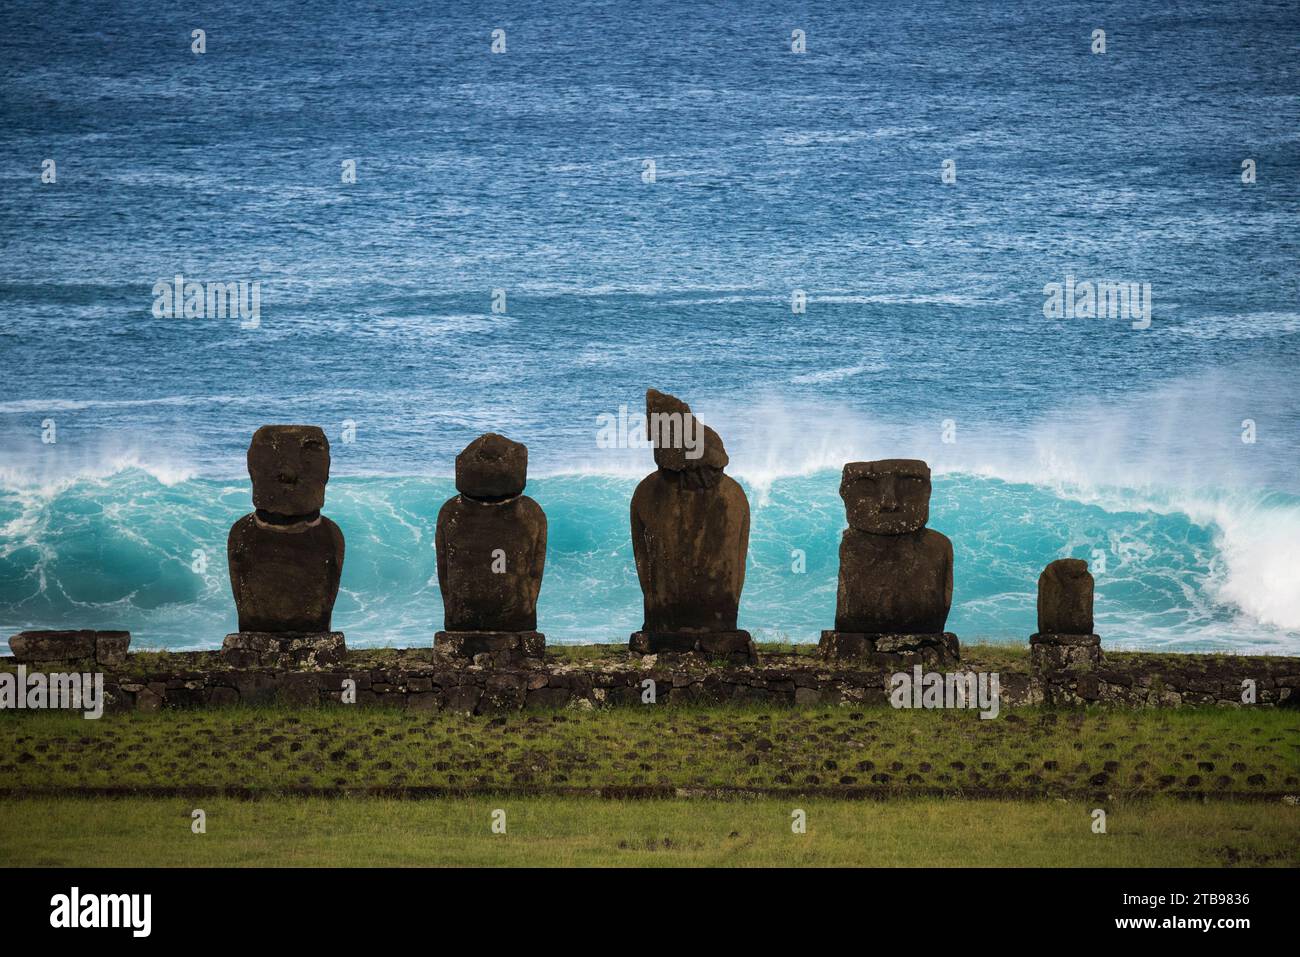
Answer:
[1030,632,1102,671]
[434,630,546,667]
[436,433,547,662]
[822,459,956,663]
[629,630,757,662]
[818,631,960,669]
[629,389,753,659]
[6,630,131,668]
[220,631,347,669]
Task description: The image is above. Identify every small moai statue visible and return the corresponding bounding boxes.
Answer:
[434,433,547,664]
[629,389,755,660]
[223,425,346,668]
[819,459,958,665]
[1030,558,1101,672]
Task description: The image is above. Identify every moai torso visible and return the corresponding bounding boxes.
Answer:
[1037,558,1094,634]
[435,433,547,632]
[834,459,953,634]
[227,425,345,632]
[631,468,750,632]
[228,513,344,632]
[630,389,750,633]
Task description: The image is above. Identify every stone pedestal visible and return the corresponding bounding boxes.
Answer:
[435,630,544,666]
[7,630,131,668]
[221,631,346,669]
[1030,633,1102,671]
[819,631,960,668]
[629,630,756,662]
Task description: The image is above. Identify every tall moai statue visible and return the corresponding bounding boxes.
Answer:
[629,389,755,660]
[819,459,959,665]
[1030,558,1101,671]
[223,425,346,667]
[434,433,547,664]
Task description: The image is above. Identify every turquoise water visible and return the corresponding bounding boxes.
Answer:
[1,0,1298,651]
[0,465,1296,653]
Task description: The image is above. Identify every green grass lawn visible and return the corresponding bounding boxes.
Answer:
[1,795,1295,866]
[2,703,1296,798]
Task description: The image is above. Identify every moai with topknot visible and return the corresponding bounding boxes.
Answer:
[223,425,346,667]
[629,389,755,660]
[434,433,547,664]
[819,459,958,665]
[1030,558,1101,671]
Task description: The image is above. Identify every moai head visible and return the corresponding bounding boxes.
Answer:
[1037,558,1095,634]
[248,425,330,515]
[840,459,931,534]
[646,388,729,473]
[455,432,527,500]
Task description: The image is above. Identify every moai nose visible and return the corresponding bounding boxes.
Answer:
[880,474,899,511]
[278,472,298,485]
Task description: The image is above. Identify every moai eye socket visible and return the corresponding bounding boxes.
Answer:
[852,475,879,497]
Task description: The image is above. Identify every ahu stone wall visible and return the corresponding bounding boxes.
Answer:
[4,644,1296,714]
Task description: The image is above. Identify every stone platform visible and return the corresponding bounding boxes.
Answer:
[7,630,131,668]
[221,631,346,668]
[0,642,1292,715]
[434,631,545,666]
[629,630,756,661]
[1030,633,1102,671]
[819,631,960,668]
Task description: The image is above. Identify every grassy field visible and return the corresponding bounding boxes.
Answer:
[2,700,1295,866]
[1,795,1296,867]
[1,703,1296,798]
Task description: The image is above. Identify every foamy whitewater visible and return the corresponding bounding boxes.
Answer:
[2,0,1298,653]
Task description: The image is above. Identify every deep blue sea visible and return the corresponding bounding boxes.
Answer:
[1,0,1298,652]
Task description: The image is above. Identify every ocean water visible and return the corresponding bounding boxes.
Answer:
[1,0,1298,652]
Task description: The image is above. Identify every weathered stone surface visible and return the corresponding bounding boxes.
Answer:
[221,631,346,668]
[819,631,960,668]
[14,642,1298,713]
[631,389,750,647]
[7,630,130,666]
[455,432,528,499]
[1037,559,1094,635]
[436,497,546,631]
[96,633,131,667]
[228,514,345,633]
[645,388,729,474]
[629,630,756,662]
[278,672,322,706]
[834,528,954,634]
[841,459,931,535]
[207,686,239,707]
[1030,632,1102,671]
[434,630,545,665]
[247,425,330,515]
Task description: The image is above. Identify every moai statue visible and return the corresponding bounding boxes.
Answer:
[434,433,547,664]
[629,389,755,660]
[223,425,346,667]
[819,459,958,665]
[1030,558,1102,672]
